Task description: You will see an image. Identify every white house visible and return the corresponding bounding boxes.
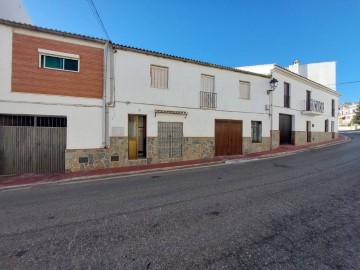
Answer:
[0,20,341,174]
[339,102,359,129]
[238,63,340,147]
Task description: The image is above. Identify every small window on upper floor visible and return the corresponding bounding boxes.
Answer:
[239,81,250,99]
[150,65,169,89]
[284,82,290,108]
[38,49,79,72]
[201,74,215,93]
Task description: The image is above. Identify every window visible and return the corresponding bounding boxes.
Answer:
[325,119,329,132]
[251,121,262,143]
[306,90,311,111]
[284,82,290,108]
[240,81,250,99]
[150,65,168,89]
[38,49,79,72]
[331,99,335,117]
[201,74,215,92]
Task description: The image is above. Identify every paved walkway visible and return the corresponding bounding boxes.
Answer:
[0,135,349,189]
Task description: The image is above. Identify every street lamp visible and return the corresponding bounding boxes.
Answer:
[267,78,278,94]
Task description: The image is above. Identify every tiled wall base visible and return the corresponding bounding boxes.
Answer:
[65,132,339,172]
[271,130,280,149]
[242,137,271,155]
[294,131,339,146]
[65,137,215,172]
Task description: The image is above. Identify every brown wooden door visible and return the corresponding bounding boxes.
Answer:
[306,121,311,142]
[215,120,242,156]
[279,114,292,145]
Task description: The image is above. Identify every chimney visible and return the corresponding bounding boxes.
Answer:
[292,60,300,74]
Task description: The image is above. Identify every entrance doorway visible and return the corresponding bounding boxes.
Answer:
[306,121,311,142]
[128,115,146,159]
[215,120,243,156]
[279,114,292,145]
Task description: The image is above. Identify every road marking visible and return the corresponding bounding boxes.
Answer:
[225,158,259,164]
[0,186,32,192]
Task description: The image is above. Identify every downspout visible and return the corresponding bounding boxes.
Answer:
[104,44,116,147]
[269,71,274,150]
[102,42,109,148]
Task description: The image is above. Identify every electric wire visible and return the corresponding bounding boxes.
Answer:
[327,80,360,86]
[86,0,111,41]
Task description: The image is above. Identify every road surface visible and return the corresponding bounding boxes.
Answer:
[1,132,360,269]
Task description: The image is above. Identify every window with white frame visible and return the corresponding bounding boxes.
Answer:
[38,49,79,72]
[239,81,250,99]
[201,74,215,92]
[150,65,169,89]
[251,121,262,143]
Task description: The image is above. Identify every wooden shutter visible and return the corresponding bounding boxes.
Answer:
[240,81,250,99]
[150,66,168,89]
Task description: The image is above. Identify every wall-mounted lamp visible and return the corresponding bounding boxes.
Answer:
[267,78,278,94]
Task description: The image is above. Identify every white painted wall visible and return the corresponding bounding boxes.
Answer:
[236,64,273,76]
[109,50,271,138]
[0,24,103,149]
[288,61,336,91]
[271,68,339,132]
[0,0,31,24]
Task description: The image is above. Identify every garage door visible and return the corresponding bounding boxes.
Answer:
[215,120,242,156]
[158,122,183,159]
[0,114,67,175]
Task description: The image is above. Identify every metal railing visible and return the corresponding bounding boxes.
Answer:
[200,91,217,108]
[305,99,324,113]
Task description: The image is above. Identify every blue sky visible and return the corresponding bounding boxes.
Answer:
[23,0,360,102]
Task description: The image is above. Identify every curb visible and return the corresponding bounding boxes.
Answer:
[0,136,350,191]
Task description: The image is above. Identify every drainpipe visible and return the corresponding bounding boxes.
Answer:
[104,44,116,147]
[102,42,109,148]
[270,90,274,150]
[107,45,116,108]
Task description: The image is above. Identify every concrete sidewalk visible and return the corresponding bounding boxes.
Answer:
[0,135,349,189]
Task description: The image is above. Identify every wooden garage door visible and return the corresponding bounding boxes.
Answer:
[215,120,242,156]
[279,114,292,145]
[0,114,67,175]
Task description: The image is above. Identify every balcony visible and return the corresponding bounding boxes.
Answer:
[302,99,324,115]
[200,91,217,109]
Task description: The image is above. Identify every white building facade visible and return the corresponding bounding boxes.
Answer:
[0,20,340,174]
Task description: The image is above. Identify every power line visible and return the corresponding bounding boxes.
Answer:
[327,80,360,86]
[86,0,111,41]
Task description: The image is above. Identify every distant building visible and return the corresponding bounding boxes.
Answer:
[0,0,31,24]
[338,102,360,128]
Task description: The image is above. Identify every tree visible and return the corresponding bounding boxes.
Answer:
[351,104,360,125]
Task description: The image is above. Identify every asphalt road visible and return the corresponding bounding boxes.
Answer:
[1,132,360,270]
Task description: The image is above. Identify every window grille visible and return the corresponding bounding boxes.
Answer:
[158,122,183,158]
[251,121,262,143]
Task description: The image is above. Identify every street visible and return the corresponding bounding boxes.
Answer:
[1,132,360,269]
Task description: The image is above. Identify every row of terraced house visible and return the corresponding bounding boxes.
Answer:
[0,19,340,175]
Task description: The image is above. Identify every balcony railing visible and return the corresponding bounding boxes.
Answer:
[303,99,324,115]
[200,91,217,109]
